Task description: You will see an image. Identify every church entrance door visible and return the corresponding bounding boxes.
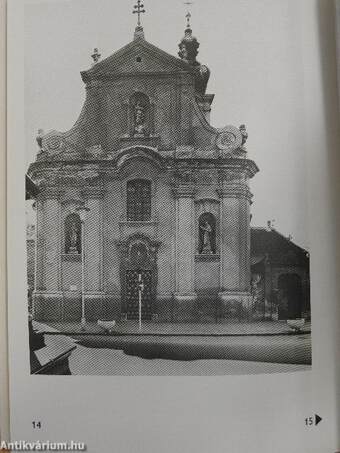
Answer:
[116,234,161,321]
[126,269,152,320]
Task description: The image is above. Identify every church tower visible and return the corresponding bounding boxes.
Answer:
[28,5,259,323]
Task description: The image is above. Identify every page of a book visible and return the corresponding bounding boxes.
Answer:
[0,0,9,445]
[4,0,340,452]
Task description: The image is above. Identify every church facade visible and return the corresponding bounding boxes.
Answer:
[28,21,259,323]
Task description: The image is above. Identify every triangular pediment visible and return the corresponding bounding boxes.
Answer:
[82,38,192,80]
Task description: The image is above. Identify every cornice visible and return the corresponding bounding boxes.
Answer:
[217,185,253,202]
[38,186,63,200]
[28,154,259,185]
[82,187,106,198]
[82,71,192,86]
[173,186,197,198]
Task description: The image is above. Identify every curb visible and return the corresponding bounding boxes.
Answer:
[41,330,311,338]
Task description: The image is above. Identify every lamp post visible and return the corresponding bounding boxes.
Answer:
[76,205,90,330]
[137,273,144,331]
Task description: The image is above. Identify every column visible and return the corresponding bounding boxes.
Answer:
[83,187,105,321]
[173,186,197,319]
[44,190,61,290]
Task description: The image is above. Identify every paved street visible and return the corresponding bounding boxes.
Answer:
[35,321,311,375]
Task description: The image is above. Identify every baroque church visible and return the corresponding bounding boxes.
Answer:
[27,11,309,323]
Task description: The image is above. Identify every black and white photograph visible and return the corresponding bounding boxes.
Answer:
[25,0,311,376]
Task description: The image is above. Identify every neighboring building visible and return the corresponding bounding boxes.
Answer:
[250,227,310,321]
[27,18,308,323]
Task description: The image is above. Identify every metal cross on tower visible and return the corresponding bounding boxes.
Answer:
[183,2,193,28]
[133,0,146,27]
[186,11,191,28]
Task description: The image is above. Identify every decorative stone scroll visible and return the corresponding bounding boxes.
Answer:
[216,125,243,154]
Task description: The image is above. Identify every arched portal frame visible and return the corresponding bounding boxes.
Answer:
[115,233,161,320]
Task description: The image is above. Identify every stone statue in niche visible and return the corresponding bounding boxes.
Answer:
[198,213,216,255]
[133,101,149,137]
[64,213,81,255]
[200,221,213,254]
[68,222,80,254]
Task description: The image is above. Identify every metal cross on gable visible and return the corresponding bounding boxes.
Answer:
[133,0,146,27]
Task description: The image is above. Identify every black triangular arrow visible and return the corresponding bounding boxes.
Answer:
[315,414,322,426]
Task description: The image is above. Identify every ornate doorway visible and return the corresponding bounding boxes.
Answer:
[116,234,161,320]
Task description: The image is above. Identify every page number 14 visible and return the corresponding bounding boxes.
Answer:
[32,421,42,429]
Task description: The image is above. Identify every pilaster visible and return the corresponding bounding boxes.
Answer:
[40,187,62,292]
[217,184,252,318]
[173,186,197,319]
[83,187,105,293]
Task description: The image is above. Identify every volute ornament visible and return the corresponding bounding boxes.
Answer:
[216,125,243,153]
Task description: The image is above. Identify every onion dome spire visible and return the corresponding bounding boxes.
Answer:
[178,12,200,65]
[178,11,210,95]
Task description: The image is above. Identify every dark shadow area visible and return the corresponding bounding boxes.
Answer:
[75,334,311,365]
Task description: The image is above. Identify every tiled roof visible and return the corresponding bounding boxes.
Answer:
[251,227,309,266]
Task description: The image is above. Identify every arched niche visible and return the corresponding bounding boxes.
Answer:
[64,213,81,254]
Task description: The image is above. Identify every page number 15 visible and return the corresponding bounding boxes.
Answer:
[305,417,314,426]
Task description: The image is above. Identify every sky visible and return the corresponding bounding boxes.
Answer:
[24,0,309,248]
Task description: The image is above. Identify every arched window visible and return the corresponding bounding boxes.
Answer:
[64,213,81,254]
[127,179,151,221]
[198,213,216,255]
